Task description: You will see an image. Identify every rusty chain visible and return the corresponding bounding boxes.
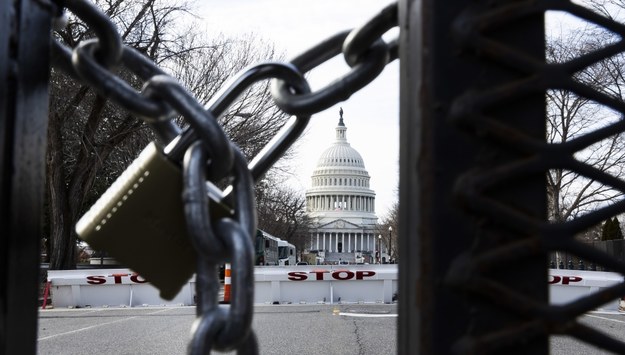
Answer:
[50,0,399,353]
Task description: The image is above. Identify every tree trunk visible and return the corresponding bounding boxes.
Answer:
[47,111,73,269]
[47,85,89,269]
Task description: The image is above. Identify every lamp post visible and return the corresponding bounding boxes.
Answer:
[388,226,393,263]
[378,234,382,264]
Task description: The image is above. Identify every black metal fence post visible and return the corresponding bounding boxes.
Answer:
[1,0,52,354]
[398,0,548,353]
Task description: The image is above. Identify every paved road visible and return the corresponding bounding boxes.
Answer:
[38,304,397,355]
[550,311,625,355]
[38,305,624,354]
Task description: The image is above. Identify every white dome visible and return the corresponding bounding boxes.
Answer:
[316,143,365,169]
[312,112,367,172]
[306,109,376,216]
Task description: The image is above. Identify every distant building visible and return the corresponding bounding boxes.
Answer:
[305,108,378,264]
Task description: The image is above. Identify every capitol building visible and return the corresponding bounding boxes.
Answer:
[305,108,378,264]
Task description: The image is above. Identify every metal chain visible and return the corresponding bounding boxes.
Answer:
[184,142,257,353]
[271,2,398,116]
[50,0,399,353]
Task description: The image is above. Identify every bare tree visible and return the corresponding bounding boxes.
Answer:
[46,0,289,269]
[546,9,625,224]
[255,174,311,255]
[166,33,290,160]
[377,200,398,262]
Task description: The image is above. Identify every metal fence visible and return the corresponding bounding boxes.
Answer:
[550,240,625,271]
[399,0,625,354]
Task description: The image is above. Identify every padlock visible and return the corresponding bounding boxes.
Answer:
[76,142,197,300]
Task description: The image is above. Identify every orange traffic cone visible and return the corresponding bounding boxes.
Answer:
[222,263,231,304]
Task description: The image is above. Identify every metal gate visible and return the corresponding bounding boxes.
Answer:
[1,1,52,354]
[3,0,625,354]
[399,1,625,354]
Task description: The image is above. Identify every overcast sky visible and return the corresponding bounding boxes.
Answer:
[196,0,399,216]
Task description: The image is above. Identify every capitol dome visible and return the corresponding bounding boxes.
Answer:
[304,108,378,264]
[308,109,374,197]
[316,141,365,169]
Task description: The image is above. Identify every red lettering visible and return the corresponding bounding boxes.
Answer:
[562,276,582,285]
[548,275,583,285]
[130,273,147,283]
[310,270,329,280]
[287,270,379,281]
[332,271,355,280]
[356,271,376,280]
[111,273,130,284]
[86,275,106,285]
[548,276,561,284]
[288,271,308,281]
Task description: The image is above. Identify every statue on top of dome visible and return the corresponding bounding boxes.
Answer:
[338,107,345,126]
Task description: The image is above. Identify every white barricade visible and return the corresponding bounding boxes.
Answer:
[47,269,196,308]
[47,267,623,311]
[254,264,398,304]
[47,265,398,307]
[549,269,624,312]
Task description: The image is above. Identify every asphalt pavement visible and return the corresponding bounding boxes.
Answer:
[38,305,625,354]
[38,304,397,355]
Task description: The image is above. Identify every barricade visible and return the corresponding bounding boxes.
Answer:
[549,269,624,312]
[47,265,399,307]
[47,269,196,308]
[47,267,623,310]
[253,264,398,304]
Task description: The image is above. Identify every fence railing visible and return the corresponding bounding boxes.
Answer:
[549,240,625,271]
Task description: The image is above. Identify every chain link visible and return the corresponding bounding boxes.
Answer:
[163,62,311,180]
[184,143,257,353]
[52,0,398,353]
[63,0,122,68]
[271,2,398,115]
[343,2,399,66]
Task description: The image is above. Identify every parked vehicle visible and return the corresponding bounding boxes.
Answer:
[254,230,279,265]
[278,239,296,266]
[254,230,297,266]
